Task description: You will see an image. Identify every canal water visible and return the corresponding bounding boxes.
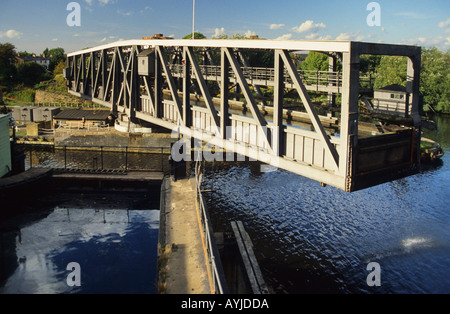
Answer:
[202,114,450,294]
[1,115,448,294]
[0,178,161,294]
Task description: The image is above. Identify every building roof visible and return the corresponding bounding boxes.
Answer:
[16,55,50,62]
[54,109,111,121]
[376,84,407,93]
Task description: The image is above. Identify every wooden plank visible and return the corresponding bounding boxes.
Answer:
[231,221,269,294]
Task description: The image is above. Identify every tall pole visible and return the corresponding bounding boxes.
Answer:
[192,0,196,39]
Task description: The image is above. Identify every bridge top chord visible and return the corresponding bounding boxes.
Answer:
[67,39,420,57]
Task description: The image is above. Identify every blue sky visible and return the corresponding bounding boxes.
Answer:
[0,0,449,54]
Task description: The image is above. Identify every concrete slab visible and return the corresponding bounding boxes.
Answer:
[160,176,212,294]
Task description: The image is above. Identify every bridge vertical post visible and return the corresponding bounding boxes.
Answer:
[111,48,120,116]
[154,47,163,119]
[183,47,192,127]
[339,43,360,191]
[90,52,94,97]
[220,48,230,140]
[272,50,284,157]
[81,54,86,95]
[74,55,79,92]
[129,46,139,122]
[101,50,106,100]
[328,55,337,113]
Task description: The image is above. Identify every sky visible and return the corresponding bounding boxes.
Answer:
[0,0,449,54]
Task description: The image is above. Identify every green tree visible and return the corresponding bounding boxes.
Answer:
[300,51,329,71]
[182,32,207,39]
[360,55,381,74]
[373,56,407,89]
[0,42,18,87]
[420,47,450,112]
[16,62,51,86]
[45,47,66,73]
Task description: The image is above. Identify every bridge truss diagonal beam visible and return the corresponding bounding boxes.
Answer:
[223,47,272,154]
[185,46,220,134]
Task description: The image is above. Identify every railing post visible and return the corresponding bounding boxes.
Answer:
[161,147,164,172]
[64,145,67,169]
[29,145,33,169]
[125,146,128,171]
[101,146,104,170]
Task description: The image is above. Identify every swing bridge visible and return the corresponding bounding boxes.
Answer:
[64,39,422,192]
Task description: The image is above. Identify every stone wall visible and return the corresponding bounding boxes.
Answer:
[35,90,94,106]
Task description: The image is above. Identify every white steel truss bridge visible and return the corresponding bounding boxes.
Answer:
[64,39,422,192]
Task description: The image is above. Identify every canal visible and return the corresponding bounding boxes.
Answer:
[1,115,448,294]
[201,114,450,294]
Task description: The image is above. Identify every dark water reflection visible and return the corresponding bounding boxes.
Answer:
[0,193,160,294]
[202,114,450,294]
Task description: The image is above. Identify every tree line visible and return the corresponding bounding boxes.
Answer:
[0,43,66,89]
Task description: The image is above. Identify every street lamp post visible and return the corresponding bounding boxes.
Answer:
[192,0,195,39]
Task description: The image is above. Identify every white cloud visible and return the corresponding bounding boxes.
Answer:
[438,18,450,28]
[335,32,371,42]
[394,12,429,19]
[52,38,59,42]
[270,24,285,30]
[117,10,133,16]
[244,30,257,38]
[0,29,23,39]
[275,33,292,40]
[305,33,331,41]
[213,27,226,38]
[403,35,450,48]
[140,6,152,14]
[85,0,115,6]
[292,20,326,33]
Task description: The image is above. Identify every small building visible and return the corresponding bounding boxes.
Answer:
[16,54,51,70]
[138,49,155,76]
[33,107,61,123]
[373,84,410,117]
[11,106,38,123]
[0,114,12,178]
[54,109,112,129]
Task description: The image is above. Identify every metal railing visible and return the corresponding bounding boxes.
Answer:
[169,64,373,90]
[24,144,171,173]
[194,159,227,294]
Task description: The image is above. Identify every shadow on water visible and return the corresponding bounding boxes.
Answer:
[49,222,159,294]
